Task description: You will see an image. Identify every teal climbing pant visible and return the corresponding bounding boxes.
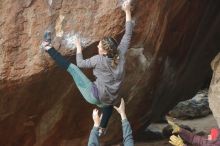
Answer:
[67,63,104,107]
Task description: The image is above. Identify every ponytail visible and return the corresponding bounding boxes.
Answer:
[111,52,119,69]
[101,37,119,69]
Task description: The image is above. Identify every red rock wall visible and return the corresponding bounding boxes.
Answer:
[1,0,220,145]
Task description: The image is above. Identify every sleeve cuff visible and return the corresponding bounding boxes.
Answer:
[76,53,83,57]
[179,128,185,135]
[125,20,134,26]
[76,53,83,62]
[125,21,134,33]
[92,126,99,131]
[122,119,129,124]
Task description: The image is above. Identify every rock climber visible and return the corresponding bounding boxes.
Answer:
[40,0,134,136]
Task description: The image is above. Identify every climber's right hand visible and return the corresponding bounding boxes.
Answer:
[122,0,132,12]
[40,41,52,51]
[73,36,81,48]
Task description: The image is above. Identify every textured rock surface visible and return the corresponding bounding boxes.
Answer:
[169,90,211,119]
[208,53,220,128]
[1,0,220,145]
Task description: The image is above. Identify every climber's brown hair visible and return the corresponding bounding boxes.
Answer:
[101,37,119,68]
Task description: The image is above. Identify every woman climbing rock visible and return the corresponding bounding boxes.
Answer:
[40,0,134,135]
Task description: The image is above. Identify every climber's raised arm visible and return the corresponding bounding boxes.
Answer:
[114,98,134,146]
[88,109,102,146]
[73,37,99,69]
[118,0,134,57]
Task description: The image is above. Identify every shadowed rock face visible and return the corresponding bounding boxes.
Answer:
[1,0,220,145]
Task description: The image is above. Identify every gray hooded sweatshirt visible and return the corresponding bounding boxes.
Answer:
[76,21,134,105]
